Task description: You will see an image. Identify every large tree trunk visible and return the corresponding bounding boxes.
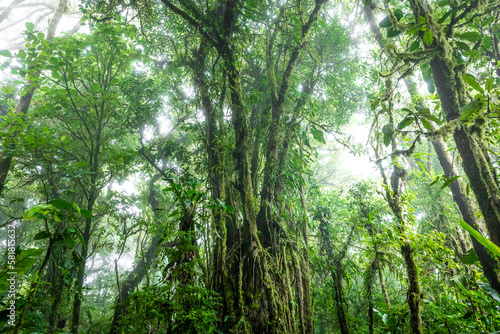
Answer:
[159,0,326,331]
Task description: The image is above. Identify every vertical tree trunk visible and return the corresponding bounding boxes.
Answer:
[378,261,391,307]
[71,216,91,334]
[332,260,352,334]
[299,184,314,333]
[192,42,239,331]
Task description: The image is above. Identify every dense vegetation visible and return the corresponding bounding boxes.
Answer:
[0,0,499,333]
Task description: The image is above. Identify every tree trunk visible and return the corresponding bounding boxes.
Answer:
[71,216,91,334]
[333,260,352,334]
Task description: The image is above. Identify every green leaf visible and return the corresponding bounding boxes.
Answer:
[437,0,448,6]
[416,161,426,172]
[33,231,51,240]
[429,176,440,187]
[17,49,26,60]
[483,36,492,51]
[460,101,475,112]
[384,132,393,147]
[387,27,402,38]
[437,10,452,23]
[420,118,433,130]
[92,83,101,91]
[463,74,484,94]
[64,233,76,248]
[417,107,442,124]
[23,204,52,220]
[0,249,44,292]
[455,41,470,52]
[25,22,34,32]
[48,198,72,211]
[41,39,50,49]
[423,30,434,45]
[460,219,500,258]
[409,40,420,52]
[397,116,414,130]
[80,209,92,219]
[461,248,479,264]
[455,32,482,43]
[310,126,326,144]
[460,101,478,121]
[393,9,403,21]
[379,16,392,28]
[382,124,393,147]
[440,175,460,189]
[477,282,500,303]
[485,78,493,92]
[223,204,234,214]
[49,57,59,66]
[0,50,12,57]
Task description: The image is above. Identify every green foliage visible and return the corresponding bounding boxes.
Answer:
[0,0,499,332]
[120,285,220,334]
[460,220,500,257]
